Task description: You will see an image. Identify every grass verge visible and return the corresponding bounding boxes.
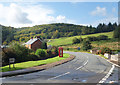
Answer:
[2,53,70,72]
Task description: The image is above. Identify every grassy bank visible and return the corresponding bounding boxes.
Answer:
[48,32,113,47]
[2,53,70,72]
[48,31,119,50]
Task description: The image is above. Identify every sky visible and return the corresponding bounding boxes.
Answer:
[0,1,118,28]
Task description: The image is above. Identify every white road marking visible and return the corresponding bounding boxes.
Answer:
[48,72,70,80]
[48,55,89,80]
[99,64,115,83]
[76,56,89,70]
[95,54,120,67]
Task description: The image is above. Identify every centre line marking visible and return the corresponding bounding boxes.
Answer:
[48,72,70,80]
[76,56,89,70]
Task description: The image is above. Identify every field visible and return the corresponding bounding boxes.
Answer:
[2,53,70,72]
[48,32,113,46]
[48,31,119,50]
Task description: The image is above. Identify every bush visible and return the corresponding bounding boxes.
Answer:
[97,35,108,40]
[51,46,58,56]
[79,37,83,42]
[10,42,31,62]
[35,49,47,59]
[72,37,80,44]
[99,47,112,55]
[86,36,98,41]
[82,40,92,51]
[27,54,39,61]
[2,48,16,66]
[41,41,47,49]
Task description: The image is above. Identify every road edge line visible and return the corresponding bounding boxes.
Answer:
[99,64,115,83]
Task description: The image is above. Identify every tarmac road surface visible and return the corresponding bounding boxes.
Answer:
[2,51,115,83]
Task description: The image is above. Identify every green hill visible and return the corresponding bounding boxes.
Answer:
[2,22,117,45]
[48,32,113,46]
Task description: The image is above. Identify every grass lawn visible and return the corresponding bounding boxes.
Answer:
[2,53,70,72]
[48,32,113,47]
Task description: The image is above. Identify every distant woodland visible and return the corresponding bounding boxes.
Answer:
[1,22,118,45]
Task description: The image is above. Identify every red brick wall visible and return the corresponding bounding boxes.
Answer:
[31,40,42,51]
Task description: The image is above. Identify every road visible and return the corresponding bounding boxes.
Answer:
[2,51,117,83]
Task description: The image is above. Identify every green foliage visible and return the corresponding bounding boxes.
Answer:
[96,22,117,33]
[2,23,116,45]
[72,37,80,44]
[99,47,112,55]
[41,41,47,49]
[35,49,47,59]
[10,42,31,62]
[79,37,83,42]
[97,35,108,40]
[2,48,16,66]
[51,46,59,56]
[2,42,35,66]
[48,32,113,47]
[113,24,120,40]
[82,40,92,51]
[2,26,16,45]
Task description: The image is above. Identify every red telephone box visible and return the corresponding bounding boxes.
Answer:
[59,47,63,57]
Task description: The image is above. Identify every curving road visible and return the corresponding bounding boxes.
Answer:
[2,51,114,83]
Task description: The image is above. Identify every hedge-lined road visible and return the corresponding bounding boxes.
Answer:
[2,51,113,83]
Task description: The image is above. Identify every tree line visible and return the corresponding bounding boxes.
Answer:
[1,22,119,45]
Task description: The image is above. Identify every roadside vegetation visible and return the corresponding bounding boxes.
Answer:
[2,53,70,72]
[2,42,58,67]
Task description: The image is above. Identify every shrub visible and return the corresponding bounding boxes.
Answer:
[47,49,52,57]
[97,35,108,40]
[10,42,31,62]
[41,41,47,49]
[82,40,92,51]
[72,37,80,44]
[51,46,58,56]
[86,36,98,41]
[100,47,112,55]
[79,37,83,42]
[35,49,47,59]
[27,54,39,61]
[2,48,16,66]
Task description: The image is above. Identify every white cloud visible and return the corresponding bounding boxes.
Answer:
[91,6,107,16]
[0,3,75,27]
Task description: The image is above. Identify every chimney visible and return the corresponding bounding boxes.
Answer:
[31,37,33,39]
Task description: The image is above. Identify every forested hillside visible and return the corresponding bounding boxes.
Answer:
[2,22,118,45]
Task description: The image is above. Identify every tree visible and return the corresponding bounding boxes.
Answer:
[42,41,47,49]
[72,37,80,44]
[113,24,120,40]
[82,40,92,51]
[107,22,113,31]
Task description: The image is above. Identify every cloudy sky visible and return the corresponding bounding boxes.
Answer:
[0,1,118,28]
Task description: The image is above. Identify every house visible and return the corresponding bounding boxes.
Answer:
[25,36,43,51]
[90,48,99,54]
